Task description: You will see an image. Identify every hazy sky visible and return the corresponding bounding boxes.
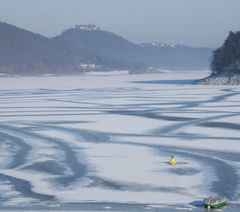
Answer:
[0,0,240,47]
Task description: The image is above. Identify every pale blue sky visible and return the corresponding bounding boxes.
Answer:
[0,0,239,47]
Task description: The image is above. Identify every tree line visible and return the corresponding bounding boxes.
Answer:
[211,31,240,74]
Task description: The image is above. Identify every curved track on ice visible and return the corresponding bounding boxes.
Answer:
[0,78,239,210]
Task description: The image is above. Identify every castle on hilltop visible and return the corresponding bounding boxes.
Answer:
[74,24,99,31]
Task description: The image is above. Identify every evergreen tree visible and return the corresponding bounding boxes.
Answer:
[211,31,240,74]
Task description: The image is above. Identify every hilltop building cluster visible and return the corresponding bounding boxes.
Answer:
[74,24,99,31]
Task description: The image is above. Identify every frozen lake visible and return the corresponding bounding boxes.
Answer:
[0,71,239,211]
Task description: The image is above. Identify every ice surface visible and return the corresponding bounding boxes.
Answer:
[0,70,239,209]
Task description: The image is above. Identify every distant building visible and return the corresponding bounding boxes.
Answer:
[78,63,101,70]
[140,42,176,48]
[74,24,99,31]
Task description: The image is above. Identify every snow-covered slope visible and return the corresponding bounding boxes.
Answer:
[200,70,240,85]
[199,60,240,85]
